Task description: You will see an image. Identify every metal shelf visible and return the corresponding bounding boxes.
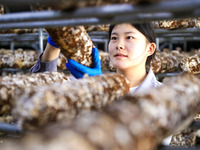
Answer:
[0,68,30,72]
[0,29,48,53]
[0,2,199,149]
[156,28,200,38]
[155,28,200,51]
[0,0,200,52]
[88,28,200,51]
[0,123,22,135]
[155,72,182,78]
[89,28,200,38]
[156,28,200,34]
[0,32,47,42]
[0,0,200,29]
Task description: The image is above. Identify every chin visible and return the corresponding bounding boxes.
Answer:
[113,63,128,70]
[111,60,129,69]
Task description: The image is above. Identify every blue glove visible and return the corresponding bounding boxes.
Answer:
[47,35,58,48]
[66,47,102,78]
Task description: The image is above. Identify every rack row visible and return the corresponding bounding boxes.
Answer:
[0,0,200,29]
[0,28,200,52]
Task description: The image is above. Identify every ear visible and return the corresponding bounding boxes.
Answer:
[146,42,156,56]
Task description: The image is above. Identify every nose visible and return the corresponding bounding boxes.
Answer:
[116,39,125,50]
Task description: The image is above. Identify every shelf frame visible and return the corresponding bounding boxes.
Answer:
[0,0,200,29]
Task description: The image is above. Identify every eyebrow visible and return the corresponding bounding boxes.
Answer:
[125,31,136,34]
[111,31,136,35]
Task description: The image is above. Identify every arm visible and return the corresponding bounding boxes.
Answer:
[41,43,60,62]
[30,36,60,73]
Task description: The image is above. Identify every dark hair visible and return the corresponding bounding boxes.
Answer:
[108,22,156,68]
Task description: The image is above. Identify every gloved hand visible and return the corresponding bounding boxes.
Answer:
[47,35,58,48]
[66,47,102,78]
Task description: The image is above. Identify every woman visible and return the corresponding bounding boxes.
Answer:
[30,22,162,93]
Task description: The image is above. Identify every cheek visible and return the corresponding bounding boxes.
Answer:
[108,43,114,55]
[128,42,147,57]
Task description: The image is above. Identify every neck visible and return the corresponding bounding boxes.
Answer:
[117,65,147,88]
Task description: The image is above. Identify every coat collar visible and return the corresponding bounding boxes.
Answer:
[134,68,163,93]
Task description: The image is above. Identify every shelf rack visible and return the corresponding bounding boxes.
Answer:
[0,0,200,29]
[0,30,48,53]
[0,0,200,52]
[0,1,200,149]
[88,28,200,51]
[155,28,200,51]
[89,28,200,38]
[0,28,199,52]
[0,123,22,135]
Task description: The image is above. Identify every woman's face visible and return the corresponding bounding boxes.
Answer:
[108,23,151,70]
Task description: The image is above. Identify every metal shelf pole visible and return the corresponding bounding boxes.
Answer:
[39,28,43,53]
[156,38,160,51]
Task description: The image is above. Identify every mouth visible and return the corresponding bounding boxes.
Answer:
[114,53,128,57]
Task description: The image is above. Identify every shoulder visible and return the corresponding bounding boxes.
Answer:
[131,68,164,93]
[148,68,163,88]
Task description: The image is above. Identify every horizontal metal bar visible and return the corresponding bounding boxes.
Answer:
[88,31,108,35]
[89,30,200,39]
[158,37,200,41]
[1,0,200,16]
[0,18,101,29]
[155,72,182,78]
[0,33,48,38]
[0,68,30,72]
[0,12,193,29]
[156,28,200,34]
[0,13,199,29]
[1,0,90,5]
[0,123,22,135]
[189,121,200,130]
[0,4,172,23]
[157,33,200,38]
[0,1,200,24]
[155,28,200,38]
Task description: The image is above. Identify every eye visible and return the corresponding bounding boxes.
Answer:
[111,36,117,40]
[126,36,134,39]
